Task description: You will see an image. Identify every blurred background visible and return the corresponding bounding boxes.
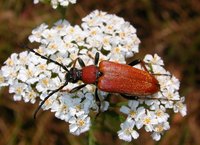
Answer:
[0,0,199,145]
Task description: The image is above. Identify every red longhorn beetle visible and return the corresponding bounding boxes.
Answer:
[26,47,161,118]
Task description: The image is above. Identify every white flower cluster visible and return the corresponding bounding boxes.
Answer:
[0,10,141,136]
[0,9,187,141]
[118,54,187,142]
[33,0,77,9]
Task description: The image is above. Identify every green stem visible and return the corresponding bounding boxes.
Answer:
[88,117,96,145]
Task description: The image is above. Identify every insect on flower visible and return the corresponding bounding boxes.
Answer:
[25,46,169,119]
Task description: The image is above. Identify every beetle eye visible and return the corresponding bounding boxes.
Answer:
[65,73,71,81]
[98,72,103,77]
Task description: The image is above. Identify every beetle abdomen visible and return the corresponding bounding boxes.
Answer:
[98,61,160,96]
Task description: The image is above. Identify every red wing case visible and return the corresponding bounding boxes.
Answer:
[98,60,159,96]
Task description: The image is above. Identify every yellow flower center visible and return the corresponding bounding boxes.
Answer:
[69,27,75,34]
[88,20,94,26]
[49,43,58,50]
[44,99,51,106]
[36,48,43,54]
[47,34,52,39]
[62,105,68,112]
[16,87,23,94]
[155,124,164,132]
[28,91,35,99]
[177,102,183,109]
[6,58,14,66]
[56,57,63,63]
[143,117,151,125]
[41,78,49,86]
[38,64,46,70]
[107,25,113,30]
[113,47,120,53]
[103,38,109,45]
[77,119,85,127]
[0,75,4,83]
[155,110,163,117]
[125,128,133,135]
[91,30,97,35]
[167,93,173,100]
[119,32,126,38]
[27,70,33,77]
[130,110,136,118]
[56,25,63,30]
[75,105,81,111]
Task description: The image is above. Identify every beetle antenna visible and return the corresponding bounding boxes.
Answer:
[22,45,69,72]
[94,52,100,65]
[34,81,68,119]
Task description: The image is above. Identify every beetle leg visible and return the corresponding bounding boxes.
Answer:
[72,57,85,68]
[78,58,85,67]
[95,88,101,118]
[129,60,171,76]
[128,59,141,66]
[121,94,173,101]
[120,94,139,100]
[151,73,171,76]
[128,59,148,72]
[95,88,101,109]
[69,84,87,93]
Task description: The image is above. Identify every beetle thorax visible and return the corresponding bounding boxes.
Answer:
[81,65,99,84]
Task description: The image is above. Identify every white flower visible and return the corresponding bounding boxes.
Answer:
[151,122,170,141]
[173,97,187,116]
[51,93,75,121]
[33,0,77,9]
[162,89,180,101]
[118,119,139,142]
[4,53,18,66]
[151,65,169,75]
[136,110,158,132]
[36,77,52,93]
[35,57,48,73]
[120,100,145,121]
[41,29,59,44]
[165,75,180,91]
[17,64,39,84]
[33,0,39,4]
[0,70,8,87]
[9,81,28,101]
[69,113,91,135]
[144,54,164,66]
[28,23,48,43]
[96,90,110,112]
[40,93,58,111]
[24,88,38,104]
[154,106,169,123]
[1,65,19,85]
[53,20,70,36]
[82,10,140,61]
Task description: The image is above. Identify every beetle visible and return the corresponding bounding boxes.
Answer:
[26,47,160,118]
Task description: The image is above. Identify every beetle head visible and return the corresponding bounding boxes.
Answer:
[65,68,82,83]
